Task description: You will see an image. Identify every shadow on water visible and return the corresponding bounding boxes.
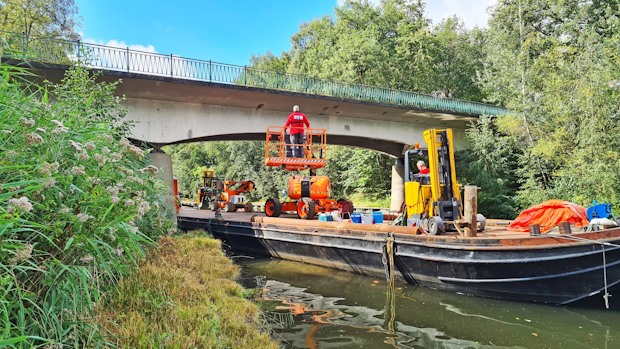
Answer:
[235,255,620,349]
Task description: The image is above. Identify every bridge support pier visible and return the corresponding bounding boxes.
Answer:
[390,158,405,212]
[149,149,176,219]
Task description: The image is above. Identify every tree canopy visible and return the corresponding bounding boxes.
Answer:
[0,0,80,39]
[478,0,620,210]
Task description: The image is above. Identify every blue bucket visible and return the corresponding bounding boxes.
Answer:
[372,211,384,224]
[318,213,333,222]
[351,212,362,223]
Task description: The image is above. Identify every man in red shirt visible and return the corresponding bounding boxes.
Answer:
[416,160,430,174]
[284,105,310,158]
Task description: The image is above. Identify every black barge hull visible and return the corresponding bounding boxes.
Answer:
[177,214,620,305]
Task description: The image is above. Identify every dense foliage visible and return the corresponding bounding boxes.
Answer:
[0,65,174,347]
[478,0,620,211]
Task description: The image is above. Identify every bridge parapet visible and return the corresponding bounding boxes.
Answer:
[1,32,508,117]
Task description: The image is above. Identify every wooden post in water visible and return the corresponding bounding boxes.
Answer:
[463,185,478,237]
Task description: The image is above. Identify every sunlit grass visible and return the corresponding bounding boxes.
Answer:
[347,193,391,209]
[96,234,279,349]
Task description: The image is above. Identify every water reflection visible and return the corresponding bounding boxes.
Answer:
[237,257,620,349]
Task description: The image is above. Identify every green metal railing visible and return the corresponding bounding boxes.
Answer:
[0,32,508,116]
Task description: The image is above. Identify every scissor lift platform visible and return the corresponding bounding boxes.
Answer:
[265,126,328,171]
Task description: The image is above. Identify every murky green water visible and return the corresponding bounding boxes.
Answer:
[236,256,620,349]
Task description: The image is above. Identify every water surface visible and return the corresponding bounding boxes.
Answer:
[236,256,620,349]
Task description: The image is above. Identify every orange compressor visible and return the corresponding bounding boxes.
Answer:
[265,175,352,219]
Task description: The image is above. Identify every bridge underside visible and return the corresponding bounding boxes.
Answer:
[157,133,406,157]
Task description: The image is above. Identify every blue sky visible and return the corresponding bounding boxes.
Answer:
[76,0,495,67]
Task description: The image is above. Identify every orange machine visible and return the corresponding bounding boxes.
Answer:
[263,126,353,219]
[218,180,255,212]
[197,170,255,212]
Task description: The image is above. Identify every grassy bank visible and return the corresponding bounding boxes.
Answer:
[96,234,279,349]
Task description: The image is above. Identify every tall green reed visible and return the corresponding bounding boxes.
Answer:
[0,63,175,347]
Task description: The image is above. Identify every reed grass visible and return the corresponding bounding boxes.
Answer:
[0,63,175,347]
[96,234,279,349]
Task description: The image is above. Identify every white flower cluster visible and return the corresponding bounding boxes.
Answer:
[51,119,68,134]
[119,138,144,158]
[70,165,86,176]
[9,243,33,264]
[39,162,60,176]
[139,165,159,175]
[20,117,35,127]
[8,196,33,212]
[76,213,93,222]
[25,132,44,146]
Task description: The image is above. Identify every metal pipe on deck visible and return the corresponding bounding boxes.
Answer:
[251,216,422,235]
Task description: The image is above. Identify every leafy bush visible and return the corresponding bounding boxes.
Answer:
[0,64,175,347]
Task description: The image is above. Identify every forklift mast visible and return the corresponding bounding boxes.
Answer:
[424,129,461,221]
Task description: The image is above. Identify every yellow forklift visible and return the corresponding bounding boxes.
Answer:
[399,129,485,234]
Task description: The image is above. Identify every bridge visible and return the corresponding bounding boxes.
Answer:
[1,33,508,209]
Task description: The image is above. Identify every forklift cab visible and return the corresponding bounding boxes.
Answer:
[403,129,462,234]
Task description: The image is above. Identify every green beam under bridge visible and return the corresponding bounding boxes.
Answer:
[1,32,508,118]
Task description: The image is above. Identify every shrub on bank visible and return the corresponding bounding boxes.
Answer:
[0,64,175,347]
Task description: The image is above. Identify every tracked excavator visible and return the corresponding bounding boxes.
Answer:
[398,128,485,234]
[263,125,353,219]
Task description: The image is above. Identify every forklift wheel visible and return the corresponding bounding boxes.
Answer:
[428,216,445,235]
[265,198,282,217]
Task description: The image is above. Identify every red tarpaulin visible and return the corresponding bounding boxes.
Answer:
[509,199,589,233]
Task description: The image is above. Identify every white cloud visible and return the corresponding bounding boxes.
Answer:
[425,0,496,29]
[335,0,496,29]
[83,37,157,53]
[336,0,381,7]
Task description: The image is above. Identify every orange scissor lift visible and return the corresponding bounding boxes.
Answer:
[264,126,353,219]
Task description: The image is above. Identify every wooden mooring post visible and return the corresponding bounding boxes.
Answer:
[463,185,478,237]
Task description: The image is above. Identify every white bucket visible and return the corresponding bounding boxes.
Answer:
[331,211,342,222]
[361,213,373,224]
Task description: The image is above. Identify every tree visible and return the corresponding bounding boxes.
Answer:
[480,0,620,211]
[0,0,79,40]
[426,17,486,101]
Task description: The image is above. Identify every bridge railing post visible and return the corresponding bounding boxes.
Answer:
[126,47,130,72]
[170,53,173,78]
[209,60,212,81]
[244,65,247,86]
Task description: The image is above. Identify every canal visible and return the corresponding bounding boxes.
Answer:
[236,256,620,349]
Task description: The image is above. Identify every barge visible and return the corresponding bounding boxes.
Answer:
[177,207,620,306]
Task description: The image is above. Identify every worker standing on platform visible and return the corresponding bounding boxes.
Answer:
[285,105,310,158]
